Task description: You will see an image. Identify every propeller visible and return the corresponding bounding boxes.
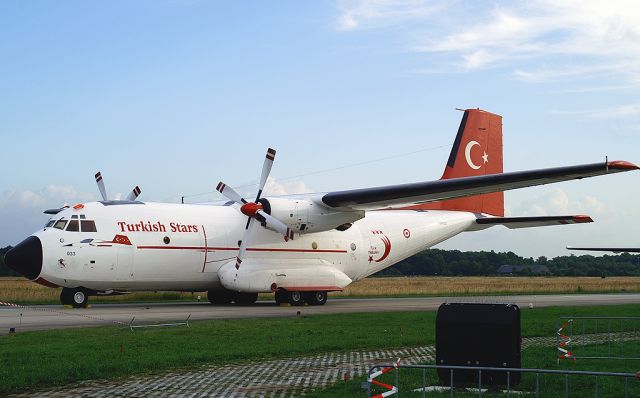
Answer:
[43,172,142,215]
[94,171,142,201]
[216,148,293,270]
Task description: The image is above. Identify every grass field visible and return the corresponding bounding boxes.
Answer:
[1,304,639,394]
[310,344,640,397]
[1,276,639,304]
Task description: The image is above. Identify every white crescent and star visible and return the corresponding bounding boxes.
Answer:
[464,140,489,170]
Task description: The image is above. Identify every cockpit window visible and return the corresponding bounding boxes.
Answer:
[66,220,79,232]
[81,220,97,232]
[45,220,55,228]
[53,219,68,230]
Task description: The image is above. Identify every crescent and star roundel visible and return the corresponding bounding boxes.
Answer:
[368,230,391,263]
[464,140,489,170]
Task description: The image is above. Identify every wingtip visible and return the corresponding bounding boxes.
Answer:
[572,215,593,223]
[607,160,640,170]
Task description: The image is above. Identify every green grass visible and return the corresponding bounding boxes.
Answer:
[1,304,639,394]
[313,345,640,397]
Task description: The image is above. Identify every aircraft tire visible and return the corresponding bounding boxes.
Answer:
[304,291,328,306]
[288,291,305,306]
[69,288,89,308]
[234,292,258,305]
[207,289,233,305]
[60,288,73,306]
[274,289,287,305]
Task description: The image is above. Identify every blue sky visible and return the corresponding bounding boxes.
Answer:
[1,1,639,257]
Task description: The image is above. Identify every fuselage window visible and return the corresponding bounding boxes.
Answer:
[45,220,55,228]
[66,220,79,232]
[71,215,78,219]
[81,220,97,232]
[53,219,68,230]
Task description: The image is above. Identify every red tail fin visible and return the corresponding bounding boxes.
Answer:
[403,108,504,216]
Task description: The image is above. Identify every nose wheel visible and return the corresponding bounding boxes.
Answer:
[60,287,89,308]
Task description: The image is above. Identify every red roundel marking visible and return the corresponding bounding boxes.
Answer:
[403,229,411,238]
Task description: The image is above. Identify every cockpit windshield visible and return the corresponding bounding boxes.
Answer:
[49,215,98,232]
[53,219,68,230]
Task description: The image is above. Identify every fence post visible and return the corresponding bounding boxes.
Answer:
[535,372,540,398]
[450,369,454,398]
[396,366,399,397]
[624,377,628,398]
[422,368,426,398]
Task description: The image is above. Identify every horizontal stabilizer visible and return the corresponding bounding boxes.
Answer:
[474,215,593,229]
[567,247,640,253]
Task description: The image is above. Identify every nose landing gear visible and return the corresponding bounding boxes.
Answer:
[60,287,89,308]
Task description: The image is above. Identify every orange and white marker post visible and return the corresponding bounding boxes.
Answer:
[557,320,576,364]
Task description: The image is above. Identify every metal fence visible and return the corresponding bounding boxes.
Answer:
[367,364,640,398]
[557,316,640,360]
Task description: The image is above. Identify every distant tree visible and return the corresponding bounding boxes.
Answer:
[374,248,640,277]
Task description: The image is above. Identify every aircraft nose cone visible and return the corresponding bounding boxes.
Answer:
[4,236,42,280]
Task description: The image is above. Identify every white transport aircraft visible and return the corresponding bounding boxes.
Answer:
[4,109,639,308]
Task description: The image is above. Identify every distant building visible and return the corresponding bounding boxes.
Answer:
[497,264,550,275]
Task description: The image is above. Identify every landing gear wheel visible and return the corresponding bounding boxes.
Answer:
[60,288,72,306]
[207,289,233,305]
[274,289,288,305]
[304,291,328,306]
[288,291,305,306]
[234,292,258,305]
[61,288,88,308]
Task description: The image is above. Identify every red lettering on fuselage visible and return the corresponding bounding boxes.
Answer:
[117,221,191,233]
[169,222,198,233]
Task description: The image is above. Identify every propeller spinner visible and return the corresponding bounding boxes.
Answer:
[216,148,293,270]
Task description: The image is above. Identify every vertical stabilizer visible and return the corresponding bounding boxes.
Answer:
[403,108,504,216]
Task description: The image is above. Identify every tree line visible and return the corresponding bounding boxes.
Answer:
[1,245,639,277]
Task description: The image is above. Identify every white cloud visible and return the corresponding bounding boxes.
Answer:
[0,185,95,209]
[336,0,640,82]
[513,188,608,217]
[262,177,314,196]
[335,0,442,31]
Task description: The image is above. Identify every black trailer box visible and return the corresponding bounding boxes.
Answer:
[436,302,521,387]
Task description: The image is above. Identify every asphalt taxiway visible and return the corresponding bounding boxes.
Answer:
[1,293,639,333]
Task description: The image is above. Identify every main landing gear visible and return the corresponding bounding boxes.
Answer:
[207,289,258,305]
[60,287,89,308]
[274,290,328,306]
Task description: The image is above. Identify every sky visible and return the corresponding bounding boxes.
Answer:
[1,0,639,257]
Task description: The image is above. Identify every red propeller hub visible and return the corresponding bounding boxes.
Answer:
[240,202,263,217]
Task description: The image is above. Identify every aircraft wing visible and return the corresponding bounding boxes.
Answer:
[320,161,638,210]
[473,215,593,230]
[567,247,640,253]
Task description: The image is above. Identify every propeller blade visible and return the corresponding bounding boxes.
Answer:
[216,182,247,204]
[94,172,108,201]
[236,217,255,269]
[125,186,142,201]
[256,210,294,241]
[255,148,276,202]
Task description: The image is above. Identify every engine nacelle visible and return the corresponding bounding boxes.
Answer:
[260,197,364,234]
